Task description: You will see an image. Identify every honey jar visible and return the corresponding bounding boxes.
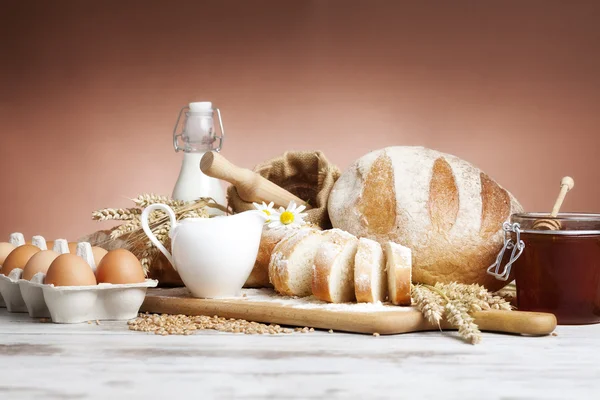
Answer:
[488,213,600,325]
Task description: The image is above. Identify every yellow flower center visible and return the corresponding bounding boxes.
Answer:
[262,209,271,216]
[280,211,295,225]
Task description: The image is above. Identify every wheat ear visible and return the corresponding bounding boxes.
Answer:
[92,208,141,221]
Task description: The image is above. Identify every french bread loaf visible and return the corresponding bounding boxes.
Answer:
[312,229,359,303]
[328,146,523,291]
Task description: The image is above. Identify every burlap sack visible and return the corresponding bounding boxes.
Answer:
[227,151,340,229]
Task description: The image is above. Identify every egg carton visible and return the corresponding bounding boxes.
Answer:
[0,270,28,312]
[0,232,31,310]
[22,273,157,323]
[0,268,156,322]
[0,233,47,312]
[0,234,157,322]
[0,235,67,314]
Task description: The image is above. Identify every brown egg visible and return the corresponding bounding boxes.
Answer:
[0,242,16,266]
[22,250,60,280]
[45,254,97,286]
[68,242,78,254]
[96,249,146,284]
[92,247,108,265]
[1,245,41,276]
[27,240,54,250]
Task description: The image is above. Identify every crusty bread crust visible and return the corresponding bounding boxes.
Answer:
[328,146,523,291]
[268,228,321,296]
[354,238,386,303]
[311,244,335,303]
[429,157,459,233]
[312,229,357,303]
[389,267,411,306]
[385,242,412,306]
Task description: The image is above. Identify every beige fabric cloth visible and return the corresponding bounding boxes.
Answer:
[227,151,340,229]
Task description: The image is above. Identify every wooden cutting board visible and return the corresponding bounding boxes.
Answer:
[141,288,557,336]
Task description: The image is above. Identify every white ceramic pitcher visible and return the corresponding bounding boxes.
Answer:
[141,205,266,298]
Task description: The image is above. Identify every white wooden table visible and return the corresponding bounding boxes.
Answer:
[1,309,599,400]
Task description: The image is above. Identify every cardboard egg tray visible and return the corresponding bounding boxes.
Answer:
[0,269,157,323]
[0,235,157,323]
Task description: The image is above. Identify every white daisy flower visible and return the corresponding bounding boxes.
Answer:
[253,201,276,223]
[268,201,308,230]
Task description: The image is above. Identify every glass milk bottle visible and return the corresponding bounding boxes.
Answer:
[172,102,226,214]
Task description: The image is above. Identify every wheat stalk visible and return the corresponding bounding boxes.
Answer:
[411,284,444,327]
[411,282,513,344]
[132,194,186,209]
[445,300,481,345]
[92,208,141,221]
[139,247,159,273]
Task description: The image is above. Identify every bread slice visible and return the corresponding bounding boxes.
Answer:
[245,227,293,288]
[312,229,359,303]
[354,238,387,303]
[268,228,325,297]
[385,241,412,306]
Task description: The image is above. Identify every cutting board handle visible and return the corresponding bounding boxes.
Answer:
[471,309,557,336]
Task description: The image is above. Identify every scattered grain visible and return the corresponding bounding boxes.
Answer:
[128,313,315,336]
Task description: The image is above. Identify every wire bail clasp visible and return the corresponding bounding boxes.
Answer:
[172,105,225,153]
[213,108,225,152]
[173,105,190,153]
[487,222,525,281]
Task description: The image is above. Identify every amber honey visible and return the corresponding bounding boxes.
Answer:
[501,213,600,325]
[514,233,600,324]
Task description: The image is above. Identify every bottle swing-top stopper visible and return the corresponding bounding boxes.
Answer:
[532,176,575,230]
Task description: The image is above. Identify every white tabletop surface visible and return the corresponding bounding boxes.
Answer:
[1,308,599,400]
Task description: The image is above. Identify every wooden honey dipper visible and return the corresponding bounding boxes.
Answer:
[532,176,575,230]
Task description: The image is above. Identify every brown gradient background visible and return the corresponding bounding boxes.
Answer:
[1,0,599,241]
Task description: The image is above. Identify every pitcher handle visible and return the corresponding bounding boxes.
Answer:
[141,204,178,270]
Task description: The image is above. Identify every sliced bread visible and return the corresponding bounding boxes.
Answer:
[312,229,359,303]
[245,227,296,288]
[354,238,387,303]
[268,227,325,297]
[385,241,412,306]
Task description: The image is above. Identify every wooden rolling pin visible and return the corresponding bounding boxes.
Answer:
[200,151,311,209]
[533,176,574,230]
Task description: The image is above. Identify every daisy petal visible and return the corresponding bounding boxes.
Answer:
[295,205,306,213]
[288,201,297,212]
